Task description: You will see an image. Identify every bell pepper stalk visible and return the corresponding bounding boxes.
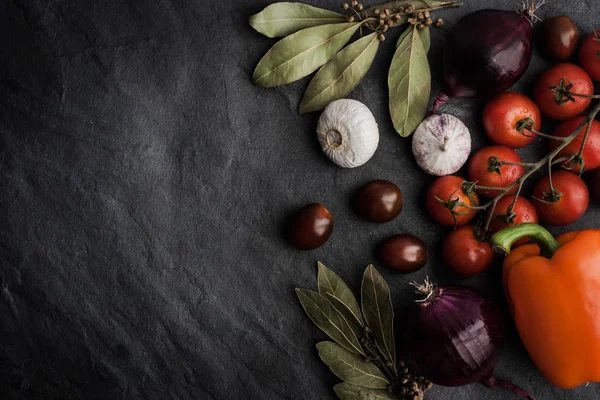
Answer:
[491,223,600,389]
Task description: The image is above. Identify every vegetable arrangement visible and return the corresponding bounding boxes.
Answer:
[250,1,600,399]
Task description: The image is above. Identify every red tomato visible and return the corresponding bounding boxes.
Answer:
[549,117,600,173]
[442,226,494,277]
[467,146,525,197]
[531,170,589,226]
[534,63,593,121]
[426,176,479,226]
[488,195,538,246]
[483,92,541,148]
[579,31,600,82]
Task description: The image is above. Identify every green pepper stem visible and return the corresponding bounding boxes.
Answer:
[490,223,561,258]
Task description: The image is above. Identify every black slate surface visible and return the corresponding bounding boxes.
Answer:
[2,0,600,399]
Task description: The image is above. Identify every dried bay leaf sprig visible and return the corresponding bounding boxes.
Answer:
[250,1,462,136]
[296,262,432,400]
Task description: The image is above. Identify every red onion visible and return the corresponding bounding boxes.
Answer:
[432,2,544,113]
[405,280,535,399]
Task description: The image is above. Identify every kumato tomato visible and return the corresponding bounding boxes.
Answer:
[468,146,525,197]
[534,63,593,121]
[442,226,494,277]
[549,117,600,173]
[531,170,589,226]
[539,16,579,60]
[426,176,479,226]
[483,92,541,148]
[579,31,600,82]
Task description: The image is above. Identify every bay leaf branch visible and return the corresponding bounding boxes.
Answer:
[249,3,346,38]
[299,32,380,114]
[317,262,364,327]
[334,382,401,399]
[296,288,364,355]
[317,342,389,389]
[361,265,395,366]
[253,22,361,88]
[388,25,431,137]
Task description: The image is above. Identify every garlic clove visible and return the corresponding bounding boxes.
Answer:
[317,99,379,168]
[412,114,471,176]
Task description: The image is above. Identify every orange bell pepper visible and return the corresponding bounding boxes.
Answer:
[491,224,600,389]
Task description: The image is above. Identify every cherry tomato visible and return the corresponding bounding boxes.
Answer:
[483,92,541,148]
[285,203,334,250]
[534,63,593,121]
[442,226,494,277]
[531,170,589,226]
[539,16,579,60]
[488,195,538,246]
[549,117,600,173]
[584,168,600,201]
[467,146,525,197]
[377,234,427,273]
[426,176,479,226]
[579,30,600,82]
[353,180,403,223]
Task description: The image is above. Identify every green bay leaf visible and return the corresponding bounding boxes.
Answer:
[253,22,361,88]
[296,288,364,355]
[361,265,395,366]
[334,382,401,399]
[317,342,389,389]
[249,3,346,38]
[299,32,379,113]
[317,262,364,327]
[388,25,431,137]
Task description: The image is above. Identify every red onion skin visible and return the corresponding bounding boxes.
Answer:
[405,285,504,387]
[440,10,533,101]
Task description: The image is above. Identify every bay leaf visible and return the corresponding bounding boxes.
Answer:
[249,3,346,38]
[253,22,361,88]
[317,342,389,389]
[334,382,401,400]
[299,32,380,113]
[361,265,395,366]
[317,262,364,327]
[296,288,364,355]
[388,25,431,137]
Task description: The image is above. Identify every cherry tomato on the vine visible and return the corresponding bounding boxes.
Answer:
[534,63,593,121]
[531,170,589,226]
[467,146,525,197]
[549,117,600,173]
[426,176,479,226]
[442,225,494,277]
[579,30,600,82]
[488,195,538,246]
[483,92,541,148]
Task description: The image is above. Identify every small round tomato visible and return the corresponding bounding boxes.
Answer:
[467,146,525,197]
[531,170,589,226]
[442,226,494,277]
[539,16,579,60]
[488,195,538,246]
[534,63,594,121]
[285,203,334,250]
[549,117,600,173]
[579,30,600,82]
[426,176,479,226]
[483,92,541,148]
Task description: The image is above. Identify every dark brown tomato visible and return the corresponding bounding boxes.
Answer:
[584,168,600,201]
[353,180,403,223]
[539,16,579,60]
[285,203,334,250]
[377,234,427,273]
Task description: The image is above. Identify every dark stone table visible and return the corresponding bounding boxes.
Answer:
[2,0,599,399]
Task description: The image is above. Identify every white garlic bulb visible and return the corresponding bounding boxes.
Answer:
[412,114,471,176]
[316,99,379,168]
